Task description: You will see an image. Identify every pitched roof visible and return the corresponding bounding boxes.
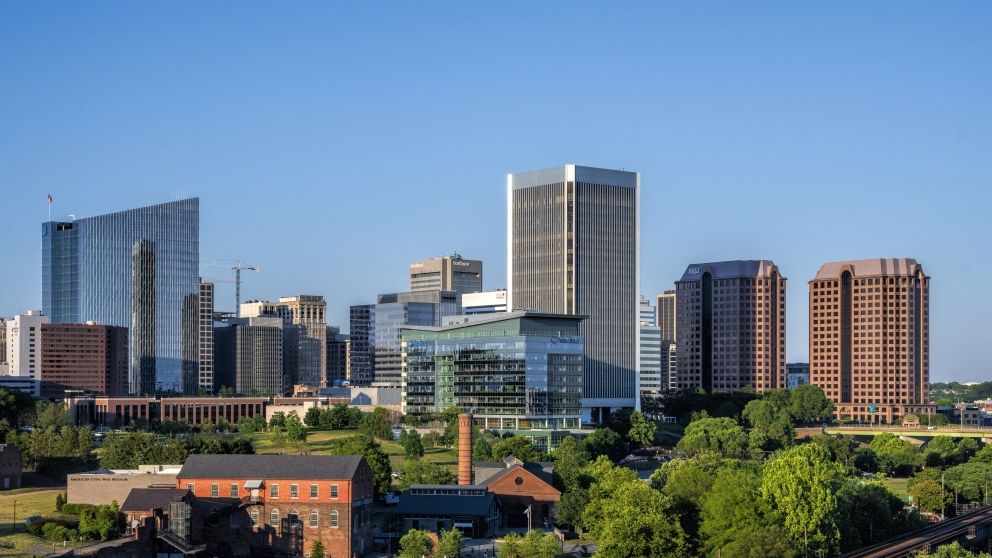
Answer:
[177,454,364,480]
[120,488,189,512]
[473,457,555,486]
[393,490,495,517]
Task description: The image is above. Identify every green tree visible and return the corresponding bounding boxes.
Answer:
[304,406,323,428]
[333,434,392,498]
[498,530,559,558]
[787,384,834,423]
[593,480,689,558]
[836,481,925,552]
[628,411,657,448]
[579,427,628,462]
[34,400,69,429]
[436,527,464,558]
[217,386,235,397]
[911,541,992,558]
[269,411,287,430]
[55,492,66,512]
[552,435,589,491]
[491,435,544,462]
[909,476,949,515]
[309,540,325,558]
[400,429,425,459]
[869,433,923,476]
[556,487,589,530]
[742,399,794,456]
[361,407,393,440]
[285,412,308,442]
[943,461,992,503]
[396,459,456,491]
[699,466,794,557]
[810,434,858,470]
[472,436,492,461]
[398,528,433,558]
[676,417,747,458]
[924,436,958,468]
[760,444,843,555]
[956,438,979,463]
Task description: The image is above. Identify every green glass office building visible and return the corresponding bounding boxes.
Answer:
[401,311,584,448]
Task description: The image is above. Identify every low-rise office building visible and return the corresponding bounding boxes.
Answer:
[67,465,181,505]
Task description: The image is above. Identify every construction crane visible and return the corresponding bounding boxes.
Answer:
[201,260,261,316]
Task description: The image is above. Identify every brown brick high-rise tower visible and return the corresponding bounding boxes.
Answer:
[809,258,932,424]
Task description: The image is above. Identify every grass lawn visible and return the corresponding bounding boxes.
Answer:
[881,477,911,502]
[250,429,459,473]
[0,488,85,557]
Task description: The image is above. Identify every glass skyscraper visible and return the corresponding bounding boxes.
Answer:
[42,198,200,395]
[508,165,639,423]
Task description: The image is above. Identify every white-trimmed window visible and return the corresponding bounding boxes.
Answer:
[250,508,259,526]
[310,484,318,499]
[330,484,339,499]
[270,484,279,498]
[290,484,299,499]
[329,509,339,528]
[210,483,219,497]
[309,509,318,528]
[270,508,280,529]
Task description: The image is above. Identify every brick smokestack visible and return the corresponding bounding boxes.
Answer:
[458,413,473,485]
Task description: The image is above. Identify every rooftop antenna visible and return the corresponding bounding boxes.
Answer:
[46,194,53,221]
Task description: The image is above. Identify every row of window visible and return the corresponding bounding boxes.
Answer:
[246,508,339,529]
[193,482,340,500]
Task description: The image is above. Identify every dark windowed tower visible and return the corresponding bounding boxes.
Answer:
[507,165,639,422]
[675,260,786,394]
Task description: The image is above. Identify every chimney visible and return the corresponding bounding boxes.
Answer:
[458,413,473,485]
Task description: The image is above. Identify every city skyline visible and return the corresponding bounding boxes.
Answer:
[2,3,990,382]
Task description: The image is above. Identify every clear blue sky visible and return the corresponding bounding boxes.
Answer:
[2,3,990,381]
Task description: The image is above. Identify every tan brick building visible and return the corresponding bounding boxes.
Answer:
[809,258,932,424]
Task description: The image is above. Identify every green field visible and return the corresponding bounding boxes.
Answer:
[0,488,83,557]
[880,477,911,502]
[250,429,459,473]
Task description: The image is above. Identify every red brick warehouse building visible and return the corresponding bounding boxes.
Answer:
[176,454,374,557]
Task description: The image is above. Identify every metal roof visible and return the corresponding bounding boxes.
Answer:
[177,454,363,480]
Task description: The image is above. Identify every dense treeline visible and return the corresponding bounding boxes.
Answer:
[932,382,992,406]
[99,431,255,469]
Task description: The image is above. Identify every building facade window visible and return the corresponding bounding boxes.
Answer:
[270,484,279,498]
[250,508,259,526]
[270,509,279,529]
[329,509,339,528]
[309,509,318,527]
[186,483,195,492]
[230,483,239,498]
[210,483,219,497]
[330,484,338,499]
[310,484,318,499]
[290,484,299,499]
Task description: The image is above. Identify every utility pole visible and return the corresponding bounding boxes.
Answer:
[941,473,946,521]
